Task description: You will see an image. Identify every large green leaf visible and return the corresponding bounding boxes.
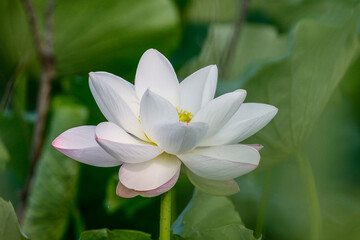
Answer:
[0,0,180,78]
[184,0,239,23]
[187,13,359,162]
[250,0,357,31]
[0,138,9,173]
[240,15,359,160]
[22,97,89,240]
[79,229,152,240]
[172,191,256,240]
[0,198,28,240]
[179,23,288,81]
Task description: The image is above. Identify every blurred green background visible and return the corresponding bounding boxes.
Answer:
[1,0,360,239]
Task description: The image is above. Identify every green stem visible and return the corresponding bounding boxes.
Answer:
[160,190,172,240]
[296,153,322,240]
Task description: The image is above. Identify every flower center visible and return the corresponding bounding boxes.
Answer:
[176,108,193,123]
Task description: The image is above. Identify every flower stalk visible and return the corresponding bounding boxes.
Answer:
[160,190,172,240]
[296,152,322,240]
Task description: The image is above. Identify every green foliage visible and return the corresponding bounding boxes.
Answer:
[172,191,256,240]
[187,11,359,162]
[22,98,89,240]
[80,229,152,240]
[184,0,239,23]
[251,0,357,31]
[179,23,288,80]
[0,0,181,78]
[0,138,9,173]
[241,15,359,160]
[0,198,28,240]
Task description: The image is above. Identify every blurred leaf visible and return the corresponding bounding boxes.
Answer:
[179,23,288,80]
[341,53,360,122]
[104,173,156,216]
[250,0,357,31]
[0,197,28,240]
[239,16,359,161]
[79,229,152,240]
[0,112,31,181]
[0,138,9,173]
[231,97,360,240]
[52,0,181,77]
[0,0,181,78]
[172,190,256,240]
[184,0,239,23]
[22,97,89,240]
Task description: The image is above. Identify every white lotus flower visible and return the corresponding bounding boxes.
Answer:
[52,49,278,197]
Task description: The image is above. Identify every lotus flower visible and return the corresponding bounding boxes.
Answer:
[52,49,278,197]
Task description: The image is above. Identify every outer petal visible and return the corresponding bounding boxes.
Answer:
[95,122,163,163]
[116,181,138,198]
[185,168,240,196]
[152,121,208,155]
[140,90,179,142]
[135,49,180,107]
[52,126,121,167]
[116,170,180,198]
[191,89,247,137]
[137,169,180,197]
[89,72,147,141]
[178,145,260,181]
[247,144,263,151]
[119,153,181,191]
[200,103,278,146]
[179,65,217,114]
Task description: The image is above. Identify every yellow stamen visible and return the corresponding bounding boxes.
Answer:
[176,108,193,123]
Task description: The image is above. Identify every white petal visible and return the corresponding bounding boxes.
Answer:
[185,168,240,196]
[191,90,247,137]
[137,169,180,197]
[152,121,208,155]
[140,90,179,142]
[89,72,147,141]
[116,181,138,198]
[52,126,121,167]
[95,122,163,163]
[135,49,180,106]
[178,145,260,181]
[179,65,218,114]
[119,153,181,191]
[246,144,263,151]
[116,169,180,198]
[200,103,278,146]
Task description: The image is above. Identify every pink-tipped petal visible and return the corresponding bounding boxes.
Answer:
[116,170,179,198]
[52,126,121,167]
[116,181,138,198]
[137,169,180,197]
[247,144,263,151]
[119,153,181,191]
